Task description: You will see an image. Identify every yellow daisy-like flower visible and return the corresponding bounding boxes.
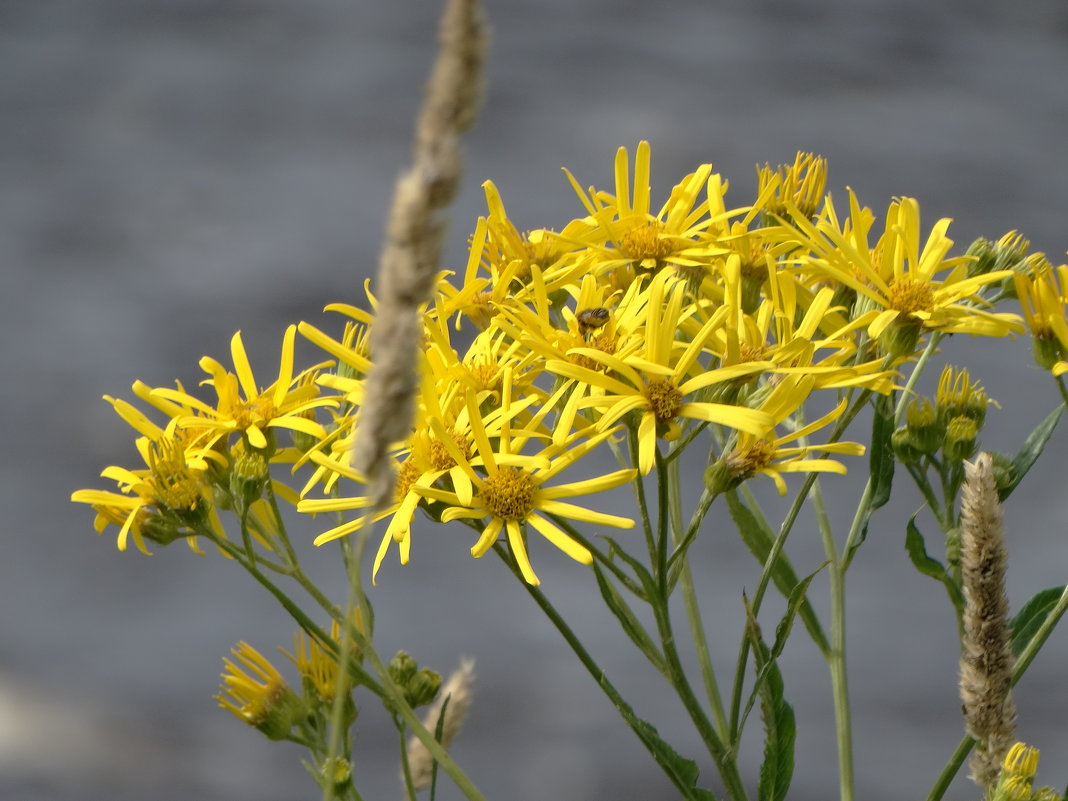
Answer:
[282,614,363,704]
[560,140,726,281]
[710,375,865,495]
[438,181,590,330]
[414,384,637,586]
[150,325,336,457]
[756,151,828,219]
[1014,262,1068,375]
[71,435,216,554]
[546,272,775,474]
[784,191,1023,351]
[215,641,302,740]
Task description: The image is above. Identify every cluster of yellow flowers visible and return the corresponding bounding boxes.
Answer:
[75,142,1063,586]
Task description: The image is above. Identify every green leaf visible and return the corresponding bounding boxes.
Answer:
[771,566,828,660]
[869,394,896,511]
[1001,405,1064,501]
[628,714,718,801]
[602,536,654,601]
[757,661,796,801]
[592,562,668,676]
[1010,586,1067,657]
[429,695,450,801]
[904,515,964,613]
[727,491,831,657]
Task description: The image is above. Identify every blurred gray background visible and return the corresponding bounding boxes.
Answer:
[5,0,1068,799]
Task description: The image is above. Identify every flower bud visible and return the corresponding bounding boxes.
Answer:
[891,427,924,464]
[230,447,269,510]
[936,366,992,429]
[904,397,943,456]
[389,651,418,687]
[407,668,443,708]
[943,415,979,461]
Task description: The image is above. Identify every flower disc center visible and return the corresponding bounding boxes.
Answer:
[481,467,537,520]
[643,378,684,422]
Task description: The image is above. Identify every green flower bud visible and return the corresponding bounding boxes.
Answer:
[904,397,943,455]
[988,452,1016,497]
[943,415,979,461]
[890,427,924,464]
[936,366,991,429]
[389,651,418,687]
[407,668,443,708]
[230,448,269,510]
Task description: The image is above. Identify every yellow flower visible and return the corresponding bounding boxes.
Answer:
[710,375,865,495]
[546,272,775,474]
[149,325,336,457]
[783,191,1023,351]
[414,383,637,586]
[756,151,828,219]
[494,270,652,445]
[438,181,590,329]
[1014,262,1068,375]
[215,641,302,740]
[700,254,896,394]
[71,436,216,554]
[282,615,363,704]
[560,141,726,281]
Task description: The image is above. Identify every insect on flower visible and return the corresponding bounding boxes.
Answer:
[575,306,611,340]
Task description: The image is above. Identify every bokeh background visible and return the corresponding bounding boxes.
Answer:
[4,1,1068,799]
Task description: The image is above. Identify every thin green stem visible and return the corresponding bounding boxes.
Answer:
[811,479,854,801]
[397,714,419,801]
[665,453,730,741]
[728,385,869,739]
[649,576,750,801]
[895,333,945,427]
[629,426,658,564]
[323,519,371,801]
[497,545,722,801]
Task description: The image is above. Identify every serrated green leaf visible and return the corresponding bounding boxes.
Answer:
[757,661,796,801]
[1010,586,1066,657]
[727,491,830,657]
[1001,405,1063,501]
[869,395,896,510]
[903,515,965,613]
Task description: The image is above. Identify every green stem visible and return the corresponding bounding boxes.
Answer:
[728,385,870,739]
[498,545,723,801]
[323,519,371,801]
[649,578,750,801]
[665,453,730,741]
[895,333,944,427]
[812,479,854,801]
[397,713,419,801]
[629,425,658,564]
